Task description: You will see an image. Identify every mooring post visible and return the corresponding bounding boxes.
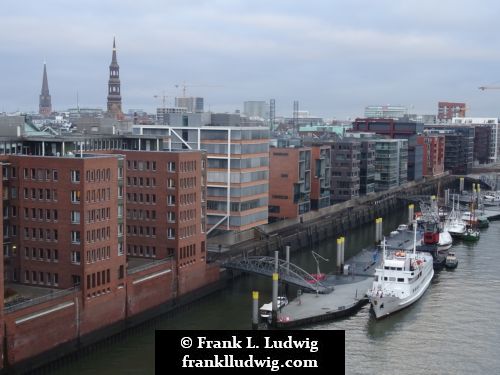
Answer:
[340,236,345,270]
[408,204,414,224]
[459,177,464,193]
[336,237,342,271]
[285,245,290,275]
[252,291,259,330]
[272,273,279,325]
[274,250,279,273]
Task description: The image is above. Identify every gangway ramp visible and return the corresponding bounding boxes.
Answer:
[222,256,334,294]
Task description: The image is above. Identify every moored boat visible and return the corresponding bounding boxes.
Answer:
[461,228,480,242]
[368,225,434,319]
[445,252,458,269]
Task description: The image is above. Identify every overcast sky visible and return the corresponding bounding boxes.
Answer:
[2,0,500,119]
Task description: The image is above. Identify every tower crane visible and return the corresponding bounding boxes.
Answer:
[174,82,223,97]
[479,86,500,90]
[153,91,170,109]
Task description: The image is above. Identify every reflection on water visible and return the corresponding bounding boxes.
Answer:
[51,210,500,374]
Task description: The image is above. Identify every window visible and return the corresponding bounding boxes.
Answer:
[167,228,175,239]
[71,170,80,183]
[71,251,81,264]
[71,190,81,203]
[118,242,124,256]
[167,211,176,223]
[168,161,176,172]
[167,195,176,206]
[53,170,58,181]
[71,211,80,224]
[71,231,81,244]
[167,178,176,188]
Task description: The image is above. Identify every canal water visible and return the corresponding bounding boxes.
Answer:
[51,209,500,375]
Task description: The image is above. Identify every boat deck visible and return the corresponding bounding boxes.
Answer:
[385,229,423,251]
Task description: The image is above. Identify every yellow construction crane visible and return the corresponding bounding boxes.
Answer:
[174,82,223,97]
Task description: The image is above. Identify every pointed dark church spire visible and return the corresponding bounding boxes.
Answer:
[107,37,122,116]
[39,62,52,116]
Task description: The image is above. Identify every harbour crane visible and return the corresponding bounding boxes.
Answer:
[153,91,170,108]
[174,82,223,97]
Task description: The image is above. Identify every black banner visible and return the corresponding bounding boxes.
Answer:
[156,330,345,374]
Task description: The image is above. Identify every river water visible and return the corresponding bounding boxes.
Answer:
[51,209,500,375]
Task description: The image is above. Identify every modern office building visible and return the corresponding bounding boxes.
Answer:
[156,107,187,125]
[364,105,408,119]
[373,139,408,191]
[175,97,204,113]
[452,117,499,163]
[133,125,270,232]
[268,144,311,221]
[352,118,423,181]
[309,143,331,209]
[425,124,475,174]
[438,102,466,121]
[243,101,268,120]
[330,139,360,202]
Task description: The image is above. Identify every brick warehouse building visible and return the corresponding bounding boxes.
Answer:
[0,136,219,370]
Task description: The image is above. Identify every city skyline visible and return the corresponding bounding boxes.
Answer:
[2,0,500,119]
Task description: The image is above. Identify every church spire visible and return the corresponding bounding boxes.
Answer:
[107,37,122,116]
[39,62,52,116]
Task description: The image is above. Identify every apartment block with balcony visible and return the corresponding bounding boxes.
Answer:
[330,140,360,202]
[373,139,408,191]
[309,143,331,209]
[268,145,311,221]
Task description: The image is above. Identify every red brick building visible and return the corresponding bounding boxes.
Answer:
[438,102,466,121]
[268,146,311,221]
[2,154,126,300]
[309,144,331,210]
[419,135,445,176]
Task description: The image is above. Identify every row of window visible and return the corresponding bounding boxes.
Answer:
[126,176,157,188]
[84,227,111,243]
[180,161,196,173]
[179,193,196,205]
[24,247,59,261]
[23,207,59,221]
[126,160,158,171]
[180,177,196,189]
[126,209,157,221]
[83,168,113,183]
[179,244,196,259]
[24,270,59,286]
[127,245,157,257]
[23,168,58,181]
[126,193,157,204]
[179,225,197,239]
[85,208,111,223]
[86,269,111,290]
[23,188,58,201]
[126,225,157,237]
[24,227,58,241]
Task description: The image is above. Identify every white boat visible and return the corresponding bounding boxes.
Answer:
[368,226,434,319]
[444,197,467,238]
[483,193,500,203]
[438,230,453,251]
[259,297,288,321]
[397,224,409,231]
[445,252,458,269]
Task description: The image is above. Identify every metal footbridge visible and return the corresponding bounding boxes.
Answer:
[222,256,334,294]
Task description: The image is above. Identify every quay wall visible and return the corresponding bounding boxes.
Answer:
[1,261,222,373]
[213,175,456,260]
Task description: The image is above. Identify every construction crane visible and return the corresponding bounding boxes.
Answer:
[153,91,170,108]
[479,86,500,90]
[174,82,223,97]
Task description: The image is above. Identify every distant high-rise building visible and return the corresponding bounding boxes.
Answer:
[107,38,122,116]
[243,101,268,119]
[175,97,204,113]
[39,63,52,116]
[364,105,408,119]
[438,102,466,121]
